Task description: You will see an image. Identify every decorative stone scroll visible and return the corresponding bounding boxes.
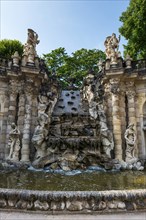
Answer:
[125,81,136,99]
[109,78,120,94]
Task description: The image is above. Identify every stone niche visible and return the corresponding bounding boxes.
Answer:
[0,30,146,171]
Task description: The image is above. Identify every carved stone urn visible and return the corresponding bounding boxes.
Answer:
[125,54,132,69]
[11,51,20,67]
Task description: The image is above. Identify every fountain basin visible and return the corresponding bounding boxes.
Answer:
[0,168,146,213]
[0,188,146,213]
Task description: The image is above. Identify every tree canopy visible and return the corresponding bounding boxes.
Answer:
[0,39,23,60]
[119,0,146,60]
[43,47,105,88]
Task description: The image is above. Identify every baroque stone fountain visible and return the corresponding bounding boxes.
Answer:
[0,29,146,213]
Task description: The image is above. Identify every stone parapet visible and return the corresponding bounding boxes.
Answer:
[0,188,146,213]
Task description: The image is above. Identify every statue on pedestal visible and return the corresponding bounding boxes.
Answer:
[7,123,21,161]
[104,33,120,64]
[125,123,136,163]
[22,29,40,65]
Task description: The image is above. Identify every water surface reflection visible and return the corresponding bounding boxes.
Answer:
[0,169,146,191]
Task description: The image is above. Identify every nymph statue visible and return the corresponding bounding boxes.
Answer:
[124,123,136,163]
[7,123,21,161]
[124,123,144,170]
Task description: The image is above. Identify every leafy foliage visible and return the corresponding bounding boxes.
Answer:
[119,0,146,59]
[0,39,23,59]
[43,47,105,88]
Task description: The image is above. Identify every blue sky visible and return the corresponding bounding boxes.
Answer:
[0,0,130,56]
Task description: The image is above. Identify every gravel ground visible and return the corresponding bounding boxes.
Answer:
[0,211,146,220]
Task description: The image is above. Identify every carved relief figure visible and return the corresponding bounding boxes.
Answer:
[101,127,114,158]
[7,123,21,161]
[98,103,114,158]
[82,74,94,102]
[124,123,136,162]
[32,113,48,159]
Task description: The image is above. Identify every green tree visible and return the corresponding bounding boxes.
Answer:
[0,39,23,59]
[119,0,146,59]
[43,48,105,88]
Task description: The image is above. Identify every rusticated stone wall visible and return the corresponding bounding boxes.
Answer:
[0,188,146,213]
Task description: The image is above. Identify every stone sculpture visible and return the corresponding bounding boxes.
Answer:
[23,29,39,65]
[100,127,114,158]
[124,124,144,170]
[104,33,120,64]
[98,103,114,158]
[32,113,48,159]
[124,123,136,163]
[7,123,21,161]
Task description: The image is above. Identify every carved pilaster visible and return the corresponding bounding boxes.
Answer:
[125,82,136,124]
[125,81,137,156]
[21,80,33,162]
[110,78,122,160]
[5,79,19,157]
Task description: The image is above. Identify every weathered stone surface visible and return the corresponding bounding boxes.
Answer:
[34,200,49,211]
[0,199,7,208]
[98,201,106,210]
[51,201,65,211]
[16,200,28,209]
[66,201,83,211]
[117,201,126,209]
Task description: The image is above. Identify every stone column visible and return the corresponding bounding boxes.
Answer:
[125,81,137,156]
[5,80,18,157]
[104,83,113,130]
[125,82,136,125]
[21,82,33,162]
[120,85,127,158]
[110,78,123,160]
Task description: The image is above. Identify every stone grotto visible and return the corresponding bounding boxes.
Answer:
[0,29,146,172]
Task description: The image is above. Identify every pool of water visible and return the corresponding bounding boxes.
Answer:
[0,168,146,191]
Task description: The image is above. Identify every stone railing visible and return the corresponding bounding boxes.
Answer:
[0,188,146,213]
[132,59,146,70]
[124,59,146,75]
